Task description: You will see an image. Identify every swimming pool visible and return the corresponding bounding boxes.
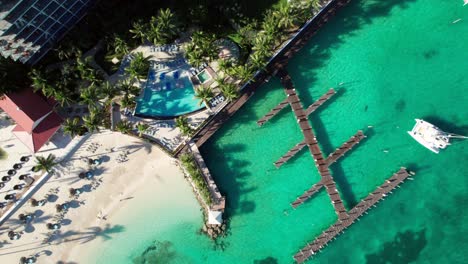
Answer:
[197,70,211,83]
[135,69,204,118]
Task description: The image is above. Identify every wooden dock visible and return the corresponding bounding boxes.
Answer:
[293,168,412,263]
[277,68,347,220]
[274,141,307,168]
[292,180,324,208]
[273,88,336,168]
[325,130,366,166]
[305,88,336,115]
[257,98,290,126]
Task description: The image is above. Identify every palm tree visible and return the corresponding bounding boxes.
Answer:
[262,10,281,39]
[232,65,254,82]
[100,81,119,104]
[63,117,82,138]
[56,44,81,60]
[29,69,55,98]
[82,110,101,133]
[274,2,295,29]
[125,52,150,80]
[76,57,99,84]
[120,95,136,109]
[156,8,179,42]
[252,34,273,58]
[54,90,74,106]
[110,34,129,58]
[116,120,133,134]
[219,82,239,102]
[80,84,101,110]
[175,116,192,136]
[249,52,267,71]
[129,20,148,43]
[136,123,149,137]
[34,154,57,173]
[194,87,214,108]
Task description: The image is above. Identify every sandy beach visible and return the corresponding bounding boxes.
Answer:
[0,131,201,264]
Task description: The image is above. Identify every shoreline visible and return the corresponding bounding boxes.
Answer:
[0,132,202,264]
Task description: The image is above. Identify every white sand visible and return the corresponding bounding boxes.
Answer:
[0,131,201,264]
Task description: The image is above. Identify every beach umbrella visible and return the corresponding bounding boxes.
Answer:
[2,176,11,182]
[20,156,30,162]
[85,171,94,179]
[4,194,15,200]
[8,231,20,240]
[47,223,61,230]
[0,182,4,189]
[78,172,86,179]
[7,169,16,175]
[20,256,36,264]
[13,184,24,190]
[13,163,22,169]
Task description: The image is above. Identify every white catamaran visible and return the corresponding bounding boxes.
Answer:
[408,119,467,154]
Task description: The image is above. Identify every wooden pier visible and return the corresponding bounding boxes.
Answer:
[273,88,337,168]
[292,180,324,208]
[293,168,412,263]
[277,68,348,220]
[274,141,307,168]
[325,130,365,166]
[305,88,336,115]
[257,98,290,126]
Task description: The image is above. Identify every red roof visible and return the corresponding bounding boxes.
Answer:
[12,112,62,152]
[0,89,56,133]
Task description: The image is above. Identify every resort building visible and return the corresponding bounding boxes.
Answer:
[0,0,94,64]
[0,88,62,152]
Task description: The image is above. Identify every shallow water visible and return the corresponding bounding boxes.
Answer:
[94,0,468,263]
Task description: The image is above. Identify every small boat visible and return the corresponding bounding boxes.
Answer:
[408,119,467,153]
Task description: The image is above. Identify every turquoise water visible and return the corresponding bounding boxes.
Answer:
[198,70,211,83]
[96,0,468,263]
[135,72,204,117]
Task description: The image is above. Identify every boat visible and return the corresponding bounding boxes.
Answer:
[408,119,467,153]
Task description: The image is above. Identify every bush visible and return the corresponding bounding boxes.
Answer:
[180,153,213,205]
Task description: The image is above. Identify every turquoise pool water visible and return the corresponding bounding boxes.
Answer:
[93,0,468,263]
[135,71,204,118]
[197,70,211,83]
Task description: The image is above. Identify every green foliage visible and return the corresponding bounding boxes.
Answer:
[194,87,214,107]
[116,120,133,134]
[130,8,180,45]
[80,84,102,110]
[63,117,84,138]
[180,153,213,205]
[184,31,218,67]
[175,116,193,136]
[35,154,57,173]
[82,109,103,133]
[121,94,137,109]
[219,82,239,102]
[106,33,130,59]
[125,52,151,80]
[136,123,149,137]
